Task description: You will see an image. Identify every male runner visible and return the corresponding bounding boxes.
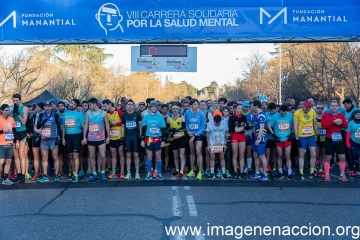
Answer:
[36,101,62,183]
[160,104,171,174]
[122,99,142,180]
[82,98,110,182]
[315,102,326,178]
[0,104,17,185]
[321,101,348,181]
[206,115,228,180]
[186,99,206,180]
[141,102,166,180]
[57,101,67,178]
[11,94,29,183]
[62,99,85,182]
[294,101,319,181]
[103,99,125,179]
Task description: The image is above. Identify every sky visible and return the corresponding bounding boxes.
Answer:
[1,43,275,89]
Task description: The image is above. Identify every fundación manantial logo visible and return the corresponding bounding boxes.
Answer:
[95,3,124,35]
[260,7,287,24]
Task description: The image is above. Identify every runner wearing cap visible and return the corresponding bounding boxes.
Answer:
[294,101,319,181]
[0,104,18,185]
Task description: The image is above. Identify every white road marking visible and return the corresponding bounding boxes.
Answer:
[186,195,198,217]
[172,196,182,217]
[184,186,190,190]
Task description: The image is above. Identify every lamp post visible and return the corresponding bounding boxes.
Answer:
[279,44,282,104]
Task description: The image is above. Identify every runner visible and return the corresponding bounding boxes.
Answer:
[160,104,171,174]
[222,106,232,177]
[294,101,319,181]
[11,94,29,183]
[62,99,85,182]
[249,100,269,181]
[186,99,206,180]
[167,102,186,180]
[315,102,326,178]
[321,101,348,182]
[346,110,360,178]
[141,102,166,180]
[0,104,17,185]
[122,99,142,180]
[268,105,293,180]
[200,100,212,176]
[229,104,248,179]
[57,101,67,179]
[82,98,110,182]
[103,99,125,179]
[242,101,254,174]
[265,102,278,177]
[206,115,228,180]
[36,101,62,183]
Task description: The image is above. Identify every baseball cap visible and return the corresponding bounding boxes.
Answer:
[242,101,250,107]
[303,101,312,108]
[45,101,51,106]
[139,102,145,105]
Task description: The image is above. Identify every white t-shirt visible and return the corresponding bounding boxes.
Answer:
[206,120,228,146]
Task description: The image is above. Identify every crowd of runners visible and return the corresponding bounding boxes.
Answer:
[1,93,360,185]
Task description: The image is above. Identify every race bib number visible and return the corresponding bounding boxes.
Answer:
[5,133,14,141]
[149,127,160,135]
[89,124,99,132]
[110,130,119,138]
[173,132,181,138]
[235,126,244,133]
[65,118,75,128]
[41,128,51,138]
[15,121,21,128]
[189,123,198,130]
[332,132,342,142]
[355,131,360,140]
[211,144,224,153]
[126,121,136,129]
[319,129,326,136]
[278,122,289,131]
[302,126,313,135]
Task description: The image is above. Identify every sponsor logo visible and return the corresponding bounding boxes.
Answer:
[260,7,287,24]
[96,3,124,35]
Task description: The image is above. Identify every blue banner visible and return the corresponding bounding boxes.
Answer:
[0,0,359,44]
[131,46,197,72]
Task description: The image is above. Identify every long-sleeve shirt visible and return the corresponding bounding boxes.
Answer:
[185,109,206,136]
[321,112,348,139]
[228,114,247,134]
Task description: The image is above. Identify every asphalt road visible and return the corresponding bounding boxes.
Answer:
[1,172,359,240]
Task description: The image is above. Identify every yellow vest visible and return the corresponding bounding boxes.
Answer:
[169,116,184,141]
[108,111,122,140]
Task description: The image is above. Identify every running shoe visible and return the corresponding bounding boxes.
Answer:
[135,173,140,180]
[145,173,152,180]
[157,174,164,180]
[249,172,261,179]
[339,175,348,182]
[205,169,211,176]
[272,170,278,178]
[187,170,195,177]
[221,174,228,180]
[287,175,294,181]
[164,168,170,174]
[196,172,202,180]
[57,171,63,178]
[216,171,222,178]
[71,175,78,182]
[19,175,25,183]
[37,176,49,183]
[101,172,107,181]
[108,172,117,179]
[67,172,72,181]
[125,173,131,180]
[309,173,317,181]
[239,173,246,179]
[318,172,325,178]
[277,173,284,180]
[11,174,20,183]
[171,170,179,177]
[25,173,31,179]
[225,170,231,178]
[152,171,157,178]
[120,172,125,179]
[208,173,215,180]
[349,171,356,179]
[54,176,60,182]
[244,167,249,174]
[201,169,205,176]
[2,178,13,185]
[90,174,98,182]
[177,173,183,180]
[259,174,268,181]
[31,174,40,181]
[233,172,239,179]
[325,175,331,182]
[78,170,85,176]
[85,171,91,179]
[313,171,317,177]
[183,168,188,174]
[298,174,305,181]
